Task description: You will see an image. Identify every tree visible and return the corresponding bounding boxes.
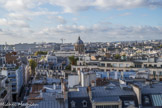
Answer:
[96,78,109,86]
[68,56,78,65]
[34,51,47,56]
[29,59,37,75]
[114,54,121,60]
[65,56,78,70]
[65,64,71,70]
[40,56,45,60]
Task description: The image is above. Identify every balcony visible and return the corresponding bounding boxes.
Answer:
[0,88,7,98]
[12,87,16,90]
[12,83,16,86]
[10,79,16,82]
[8,74,16,78]
[12,87,17,93]
[55,93,64,100]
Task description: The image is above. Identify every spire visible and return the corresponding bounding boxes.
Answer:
[76,36,84,44]
[78,36,81,40]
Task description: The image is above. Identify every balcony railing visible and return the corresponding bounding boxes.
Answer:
[55,93,64,100]
[8,74,16,78]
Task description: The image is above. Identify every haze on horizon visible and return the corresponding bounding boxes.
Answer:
[0,0,162,44]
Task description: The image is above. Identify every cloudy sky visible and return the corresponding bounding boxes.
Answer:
[0,0,162,44]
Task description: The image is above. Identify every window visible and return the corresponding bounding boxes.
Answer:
[82,100,87,107]
[107,63,111,67]
[124,101,135,106]
[144,96,150,104]
[144,64,147,68]
[112,106,118,108]
[160,72,162,76]
[135,64,142,68]
[113,63,117,67]
[100,63,105,67]
[149,64,152,68]
[153,71,156,78]
[96,105,118,108]
[71,101,75,108]
[119,64,123,67]
[126,64,130,67]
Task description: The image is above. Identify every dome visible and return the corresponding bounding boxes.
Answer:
[76,36,84,44]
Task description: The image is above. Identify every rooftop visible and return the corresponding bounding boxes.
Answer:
[68,87,89,98]
[141,83,162,94]
[28,84,64,108]
[90,82,136,103]
[92,96,120,103]
[29,92,65,108]
[91,85,135,98]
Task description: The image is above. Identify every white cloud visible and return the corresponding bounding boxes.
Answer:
[72,18,78,21]
[119,12,131,16]
[1,0,162,13]
[56,16,67,24]
[7,9,58,18]
[0,18,29,28]
[0,0,161,44]
[94,0,144,10]
[47,0,162,12]
[0,18,8,25]
[8,13,31,21]
[1,22,162,44]
[48,0,94,13]
[0,0,34,11]
[48,16,67,24]
[34,24,162,42]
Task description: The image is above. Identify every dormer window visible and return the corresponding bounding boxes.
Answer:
[82,100,87,107]
[71,100,75,108]
[144,96,150,104]
[124,101,135,106]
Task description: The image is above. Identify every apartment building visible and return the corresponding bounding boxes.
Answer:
[1,65,24,101]
[72,57,162,81]
[0,75,12,106]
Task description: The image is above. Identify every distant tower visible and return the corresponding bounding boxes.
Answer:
[60,38,65,44]
[74,36,84,54]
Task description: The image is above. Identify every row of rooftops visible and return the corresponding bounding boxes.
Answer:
[68,82,135,98]
[25,67,162,108]
[68,79,162,108]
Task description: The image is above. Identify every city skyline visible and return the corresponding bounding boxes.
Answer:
[0,0,162,44]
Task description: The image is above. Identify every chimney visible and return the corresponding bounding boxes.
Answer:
[53,83,56,90]
[107,71,110,79]
[114,71,118,80]
[78,68,81,84]
[91,80,96,87]
[150,81,153,88]
[40,90,43,97]
[131,84,142,106]
[63,82,68,100]
[87,86,92,99]
[121,71,124,79]
[61,78,64,93]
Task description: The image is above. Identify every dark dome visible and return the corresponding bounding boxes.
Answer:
[76,36,84,44]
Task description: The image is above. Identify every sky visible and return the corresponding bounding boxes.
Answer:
[0,0,162,44]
